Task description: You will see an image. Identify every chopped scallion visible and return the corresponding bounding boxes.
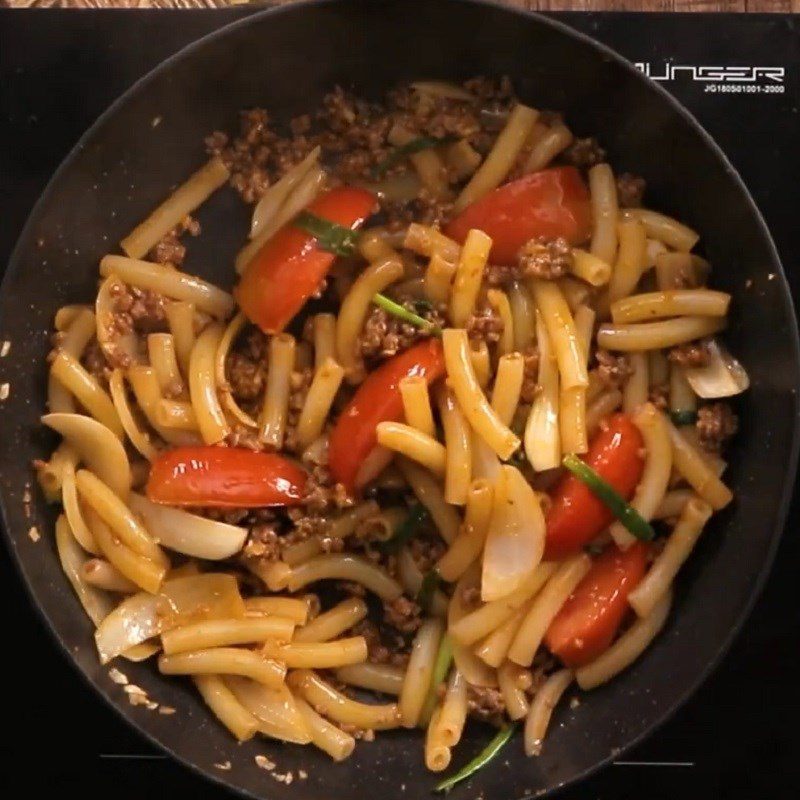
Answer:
[373,135,459,178]
[373,293,442,336]
[434,724,518,793]
[562,453,655,541]
[294,210,360,257]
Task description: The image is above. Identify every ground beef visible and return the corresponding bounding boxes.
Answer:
[225,425,263,452]
[226,351,265,402]
[561,136,606,171]
[352,619,394,664]
[616,173,646,208]
[696,402,738,451]
[243,523,281,561]
[595,349,633,389]
[520,345,541,403]
[460,584,481,608]
[82,337,110,384]
[282,368,314,453]
[517,236,573,279]
[358,303,444,361]
[466,685,506,726]
[383,595,422,634]
[408,536,446,574]
[465,303,504,344]
[109,282,169,336]
[297,438,352,514]
[148,215,200,267]
[648,385,669,410]
[206,109,276,203]
[668,341,711,368]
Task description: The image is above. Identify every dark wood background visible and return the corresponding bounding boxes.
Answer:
[2,0,799,12]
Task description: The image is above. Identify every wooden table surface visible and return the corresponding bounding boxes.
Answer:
[3,0,799,12]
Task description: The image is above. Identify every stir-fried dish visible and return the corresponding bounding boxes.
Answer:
[36,78,748,788]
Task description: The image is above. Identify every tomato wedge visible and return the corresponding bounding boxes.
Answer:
[544,414,644,560]
[235,186,377,333]
[328,340,445,491]
[444,166,592,265]
[146,446,307,508]
[545,542,650,667]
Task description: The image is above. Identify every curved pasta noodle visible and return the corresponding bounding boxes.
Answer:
[611,289,731,323]
[294,598,368,644]
[524,668,573,755]
[293,694,356,761]
[158,648,286,688]
[287,554,402,600]
[162,616,295,655]
[226,677,312,744]
[449,228,492,328]
[336,256,404,377]
[396,458,460,544]
[121,157,229,259]
[400,375,436,437]
[259,333,296,448]
[215,312,258,429]
[576,588,673,690]
[598,316,726,351]
[610,403,673,548]
[194,674,259,742]
[588,163,619,265]
[621,208,699,252]
[443,329,520,459]
[100,255,234,319]
[399,618,444,728]
[108,369,159,461]
[377,422,446,476]
[288,669,401,730]
[189,322,229,444]
[262,637,368,669]
[437,479,493,582]
[334,663,405,696]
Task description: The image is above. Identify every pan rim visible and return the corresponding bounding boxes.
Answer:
[1,1,798,798]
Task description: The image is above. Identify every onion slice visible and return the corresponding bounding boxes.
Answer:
[685,339,750,399]
[225,676,312,744]
[94,573,245,664]
[129,492,247,560]
[56,514,115,626]
[42,412,131,500]
[481,466,546,602]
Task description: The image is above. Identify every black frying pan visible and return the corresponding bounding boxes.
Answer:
[1,1,798,798]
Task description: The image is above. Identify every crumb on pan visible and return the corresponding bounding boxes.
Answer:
[28,525,40,542]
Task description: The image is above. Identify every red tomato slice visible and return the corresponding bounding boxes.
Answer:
[328,340,445,491]
[545,542,650,667]
[544,414,645,560]
[235,187,377,333]
[444,166,592,264]
[146,446,307,508]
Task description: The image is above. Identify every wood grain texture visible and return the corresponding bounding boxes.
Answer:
[3,0,799,13]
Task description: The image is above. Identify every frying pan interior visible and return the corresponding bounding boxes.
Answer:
[0,1,797,799]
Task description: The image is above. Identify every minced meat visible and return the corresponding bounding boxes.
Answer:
[358,303,444,361]
[595,349,632,389]
[148,215,200,267]
[561,137,606,171]
[616,173,646,208]
[466,685,506,726]
[465,303,504,344]
[696,402,738,451]
[517,236,573,280]
[383,595,422,634]
[520,345,540,403]
[109,281,169,336]
[668,341,711,368]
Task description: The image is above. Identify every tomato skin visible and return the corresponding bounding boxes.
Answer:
[544,414,645,560]
[328,340,445,491]
[444,167,592,264]
[146,447,307,508]
[545,542,650,667]
[235,187,377,333]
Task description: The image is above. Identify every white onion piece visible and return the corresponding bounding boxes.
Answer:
[42,413,131,500]
[94,573,244,664]
[96,274,140,364]
[56,514,115,626]
[482,466,545,602]
[129,492,247,560]
[685,339,750,399]
[250,146,321,239]
[225,677,312,744]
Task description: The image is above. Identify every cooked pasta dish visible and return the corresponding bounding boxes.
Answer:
[36,79,748,787]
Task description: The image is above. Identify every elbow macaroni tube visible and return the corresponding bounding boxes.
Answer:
[296,357,345,448]
[622,208,699,252]
[611,289,731,323]
[193,674,259,742]
[397,458,461,544]
[437,479,494,582]
[437,386,472,505]
[454,103,539,212]
[259,333,296,449]
[598,316,726,351]
[400,375,436,437]
[667,420,733,509]
[524,668,573,755]
[610,403,673,548]
[443,329,520,459]
[629,497,713,617]
[399,618,445,727]
[293,598,369,643]
[376,422,447,477]
[490,352,525,428]
[449,228,492,328]
[576,588,672,690]
[588,163,619,265]
[120,157,229,259]
[508,554,591,666]
[189,323,230,444]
